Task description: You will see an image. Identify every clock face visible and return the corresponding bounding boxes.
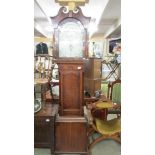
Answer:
[58,19,85,58]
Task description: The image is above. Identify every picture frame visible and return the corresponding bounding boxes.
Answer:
[109,38,121,54]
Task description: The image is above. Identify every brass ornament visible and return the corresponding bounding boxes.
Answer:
[55,0,89,11]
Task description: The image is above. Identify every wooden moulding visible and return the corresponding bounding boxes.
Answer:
[50,7,90,29]
[56,116,87,122]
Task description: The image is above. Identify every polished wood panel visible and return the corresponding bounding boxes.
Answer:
[55,117,88,154]
[55,59,84,116]
[34,116,54,149]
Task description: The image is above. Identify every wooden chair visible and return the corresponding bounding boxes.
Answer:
[107,79,121,115]
[87,103,121,151]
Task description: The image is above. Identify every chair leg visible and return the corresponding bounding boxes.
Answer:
[111,135,121,144]
[87,127,95,136]
[89,135,108,149]
[89,134,121,150]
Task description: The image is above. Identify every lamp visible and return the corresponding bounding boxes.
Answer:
[55,0,89,11]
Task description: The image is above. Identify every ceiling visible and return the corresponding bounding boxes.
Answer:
[34,0,121,39]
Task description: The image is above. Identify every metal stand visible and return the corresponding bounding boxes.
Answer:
[102,61,120,80]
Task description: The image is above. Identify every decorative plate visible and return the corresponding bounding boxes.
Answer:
[34,99,42,113]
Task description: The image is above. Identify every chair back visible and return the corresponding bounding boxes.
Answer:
[91,108,108,121]
[108,79,121,104]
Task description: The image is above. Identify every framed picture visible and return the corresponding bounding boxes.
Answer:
[109,38,121,54]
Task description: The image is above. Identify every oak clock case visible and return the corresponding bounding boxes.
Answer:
[51,7,91,155]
